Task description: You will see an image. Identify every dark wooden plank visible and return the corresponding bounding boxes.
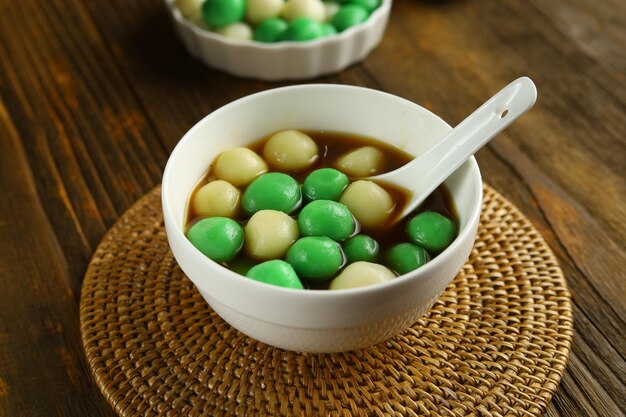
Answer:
[568,306,626,412]
[528,0,626,76]
[0,100,117,416]
[0,0,175,296]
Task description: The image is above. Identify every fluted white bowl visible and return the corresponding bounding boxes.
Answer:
[164,0,392,80]
[162,84,482,352]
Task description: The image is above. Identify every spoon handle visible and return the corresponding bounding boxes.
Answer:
[423,76,537,185]
[377,77,536,211]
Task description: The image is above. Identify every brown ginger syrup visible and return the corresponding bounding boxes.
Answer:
[186,130,458,284]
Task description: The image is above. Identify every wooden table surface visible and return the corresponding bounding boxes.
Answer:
[1,0,624,416]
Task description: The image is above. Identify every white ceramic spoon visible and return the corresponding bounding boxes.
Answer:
[370,76,537,219]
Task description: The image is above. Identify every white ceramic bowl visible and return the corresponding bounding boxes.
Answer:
[164,0,392,80]
[162,84,483,352]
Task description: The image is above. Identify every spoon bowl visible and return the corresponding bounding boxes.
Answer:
[371,77,537,219]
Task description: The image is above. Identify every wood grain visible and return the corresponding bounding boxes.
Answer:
[0,0,624,415]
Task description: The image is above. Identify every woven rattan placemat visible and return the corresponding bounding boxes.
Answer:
[80,184,573,417]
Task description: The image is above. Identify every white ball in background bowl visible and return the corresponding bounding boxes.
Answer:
[164,0,392,80]
[162,84,483,353]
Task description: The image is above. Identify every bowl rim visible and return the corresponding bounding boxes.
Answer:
[164,0,393,50]
[162,84,483,302]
